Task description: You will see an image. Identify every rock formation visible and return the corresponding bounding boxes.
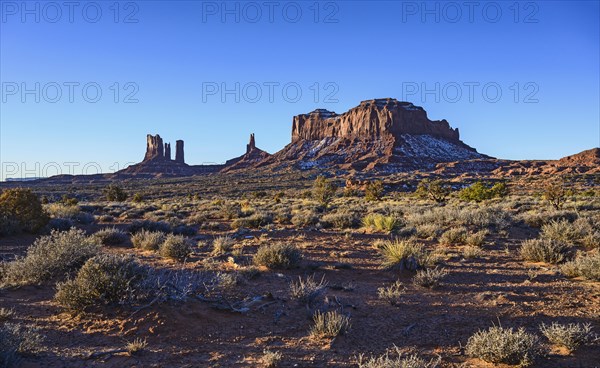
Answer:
[222,133,271,172]
[165,143,171,160]
[144,134,164,161]
[259,98,488,171]
[175,140,185,164]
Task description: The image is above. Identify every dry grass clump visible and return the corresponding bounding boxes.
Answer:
[159,234,192,261]
[377,280,405,306]
[55,254,149,313]
[253,243,302,269]
[93,227,129,246]
[539,322,595,353]
[357,347,441,368]
[131,230,165,251]
[310,310,350,338]
[289,274,328,304]
[376,239,428,271]
[519,238,569,264]
[413,267,447,289]
[260,349,283,367]
[560,251,600,281]
[1,229,100,287]
[126,337,148,355]
[0,323,44,366]
[0,308,15,322]
[211,236,235,256]
[465,326,543,366]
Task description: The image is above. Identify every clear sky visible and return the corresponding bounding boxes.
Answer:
[1,0,599,179]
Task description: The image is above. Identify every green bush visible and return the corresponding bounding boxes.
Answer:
[253,243,302,269]
[364,180,384,201]
[414,179,449,203]
[103,184,128,202]
[0,188,49,235]
[465,326,543,366]
[1,229,100,287]
[55,254,149,312]
[362,214,399,233]
[159,234,192,261]
[458,182,507,202]
[312,175,337,207]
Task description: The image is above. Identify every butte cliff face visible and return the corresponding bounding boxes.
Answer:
[260,98,488,171]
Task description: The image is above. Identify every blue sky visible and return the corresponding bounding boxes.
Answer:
[1,0,599,179]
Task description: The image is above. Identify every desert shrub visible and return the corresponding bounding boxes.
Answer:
[415,223,442,239]
[1,229,100,287]
[261,350,283,368]
[0,323,44,366]
[458,182,507,202]
[519,238,569,264]
[290,274,327,304]
[357,348,441,368]
[465,326,543,366]
[103,184,128,202]
[377,239,427,271]
[231,212,273,229]
[159,235,192,261]
[377,280,404,306]
[312,175,337,207]
[131,193,144,203]
[253,243,302,269]
[48,218,74,231]
[220,202,242,220]
[55,254,149,312]
[291,210,319,227]
[60,195,78,206]
[128,220,172,234]
[581,231,600,249]
[414,179,449,203]
[211,236,235,255]
[543,181,567,210]
[310,310,350,338]
[413,267,447,289]
[75,212,95,225]
[465,230,488,247]
[540,322,594,352]
[44,204,73,221]
[321,211,359,229]
[93,227,129,246]
[462,245,483,259]
[365,180,384,201]
[131,230,165,251]
[438,227,467,245]
[540,219,580,243]
[560,252,600,281]
[521,210,578,228]
[172,224,196,236]
[0,188,48,235]
[363,214,399,233]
